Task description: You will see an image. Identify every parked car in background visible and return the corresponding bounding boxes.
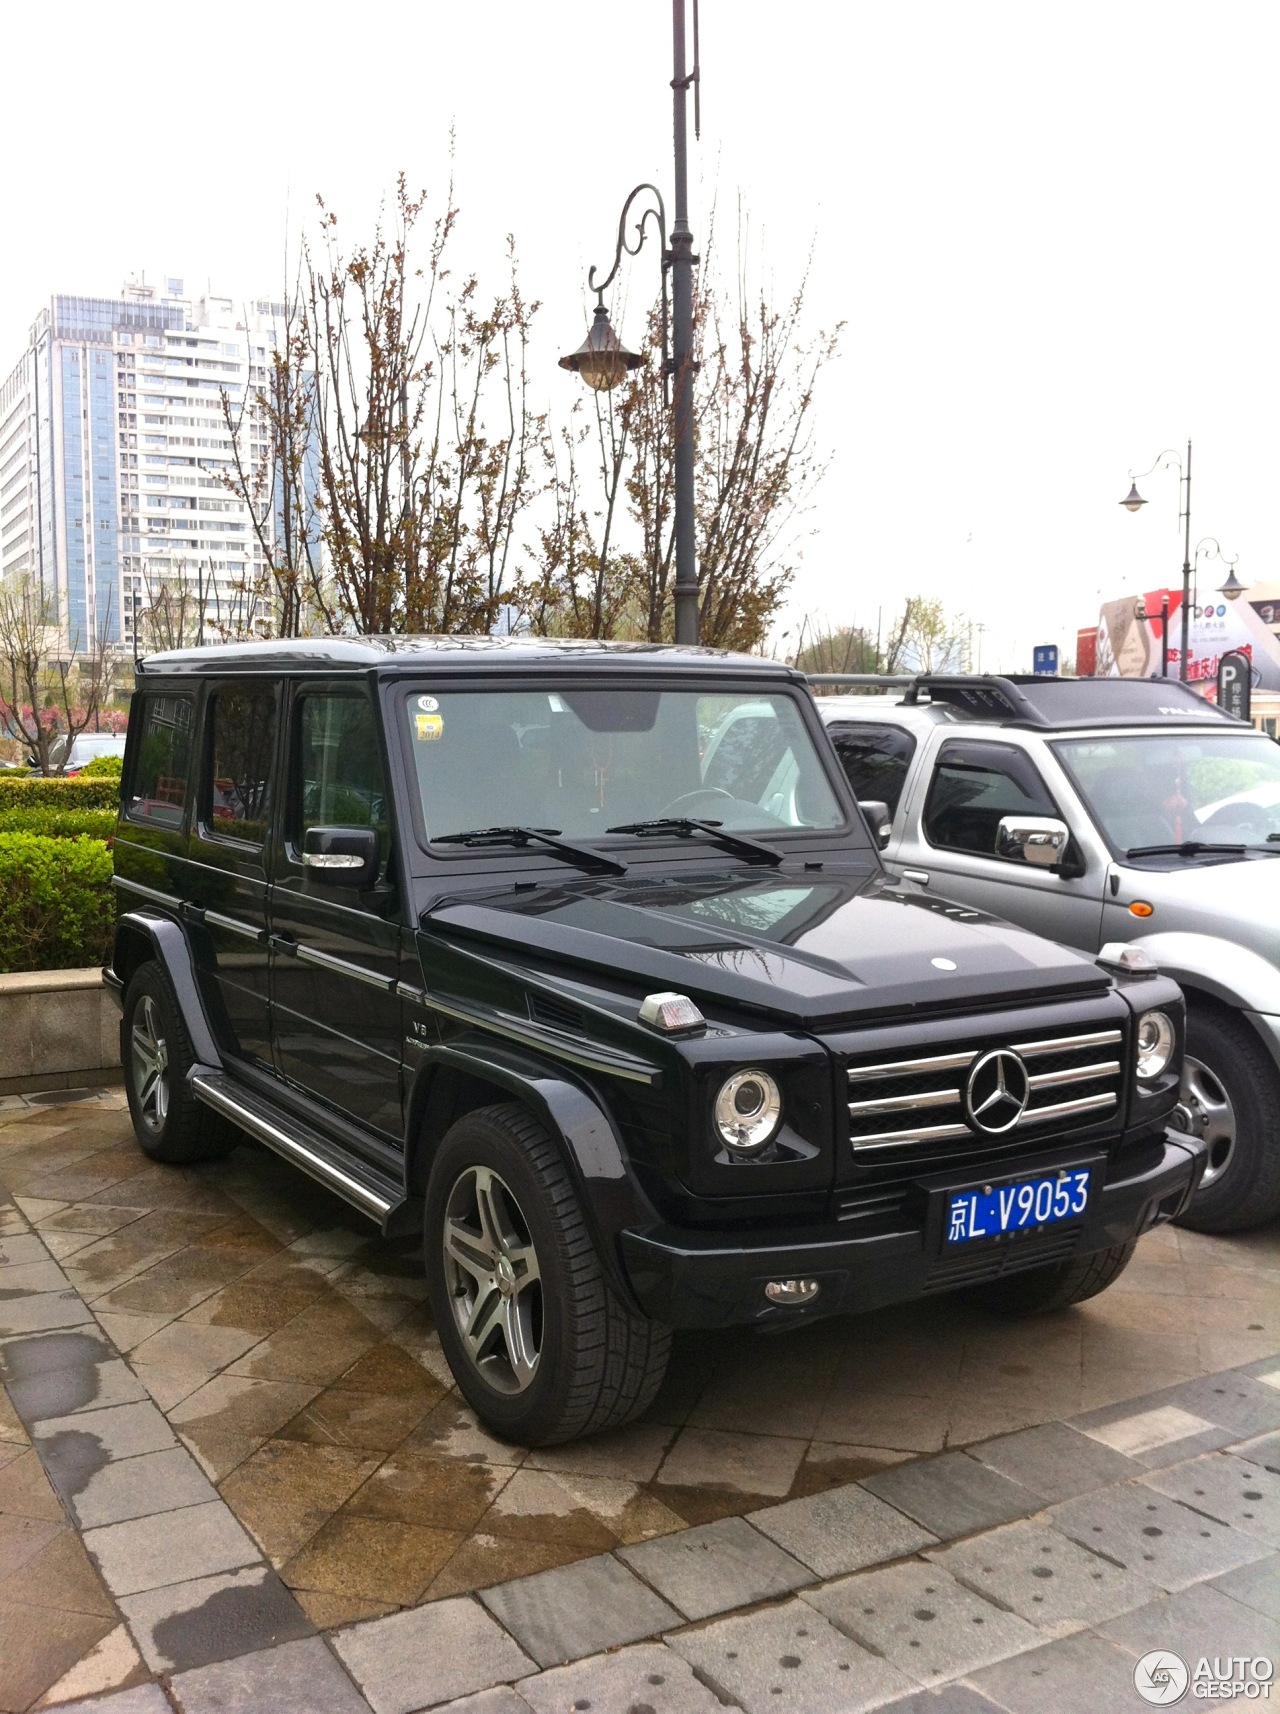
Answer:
[818,673,1280,1233]
[105,640,1203,1444]
[35,733,128,775]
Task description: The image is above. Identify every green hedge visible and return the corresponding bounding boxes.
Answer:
[80,754,124,778]
[0,776,120,811]
[0,807,118,841]
[0,833,114,974]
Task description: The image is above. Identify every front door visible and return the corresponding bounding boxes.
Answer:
[896,736,1106,951]
[269,683,403,1139]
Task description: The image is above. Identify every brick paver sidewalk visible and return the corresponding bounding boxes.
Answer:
[2,1090,1278,1713]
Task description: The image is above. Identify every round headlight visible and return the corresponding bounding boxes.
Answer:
[713,1069,782,1155]
[1136,1010,1176,1081]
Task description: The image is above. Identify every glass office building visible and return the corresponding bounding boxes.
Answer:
[0,278,314,651]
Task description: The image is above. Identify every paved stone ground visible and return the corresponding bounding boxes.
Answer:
[1,1089,1278,1711]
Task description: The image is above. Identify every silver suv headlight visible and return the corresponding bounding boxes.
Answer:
[1136,1010,1176,1081]
[713,1069,782,1155]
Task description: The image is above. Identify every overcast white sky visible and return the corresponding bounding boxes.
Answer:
[4,0,1276,669]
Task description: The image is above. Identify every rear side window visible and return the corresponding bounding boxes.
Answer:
[206,686,277,845]
[924,742,1059,856]
[827,723,917,816]
[125,694,193,828]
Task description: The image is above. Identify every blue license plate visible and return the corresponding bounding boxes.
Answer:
[946,1169,1091,1244]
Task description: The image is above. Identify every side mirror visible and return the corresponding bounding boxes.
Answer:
[996,814,1071,869]
[302,825,379,889]
[858,800,892,848]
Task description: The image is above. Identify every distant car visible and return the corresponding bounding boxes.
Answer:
[36,733,128,775]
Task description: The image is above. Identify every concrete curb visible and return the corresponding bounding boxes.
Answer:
[0,967,122,1096]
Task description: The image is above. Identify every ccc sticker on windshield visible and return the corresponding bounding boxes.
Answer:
[415,712,443,741]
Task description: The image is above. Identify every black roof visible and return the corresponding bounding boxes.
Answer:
[136,635,797,679]
[902,674,1245,730]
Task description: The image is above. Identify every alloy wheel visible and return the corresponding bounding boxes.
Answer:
[130,995,169,1133]
[441,1164,543,1394]
[1174,1054,1236,1187]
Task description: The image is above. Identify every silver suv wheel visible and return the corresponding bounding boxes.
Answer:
[442,1164,542,1395]
[131,995,170,1133]
[1174,1054,1236,1187]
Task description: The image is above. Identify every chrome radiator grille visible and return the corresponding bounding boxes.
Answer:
[845,1027,1123,1157]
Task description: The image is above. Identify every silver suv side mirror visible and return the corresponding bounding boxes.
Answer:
[996,814,1070,868]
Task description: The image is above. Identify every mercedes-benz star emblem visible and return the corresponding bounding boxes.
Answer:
[965,1048,1030,1134]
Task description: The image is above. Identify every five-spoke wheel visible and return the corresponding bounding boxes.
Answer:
[121,963,238,1164]
[424,1102,671,1445]
[130,994,170,1134]
[442,1164,542,1395]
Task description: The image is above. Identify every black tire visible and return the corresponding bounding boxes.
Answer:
[423,1102,671,1445]
[122,963,239,1164]
[966,1240,1137,1316]
[1174,1006,1280,1234]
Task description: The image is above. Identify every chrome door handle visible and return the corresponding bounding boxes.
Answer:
[902,869,930,886]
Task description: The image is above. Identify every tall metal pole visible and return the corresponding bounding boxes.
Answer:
[670,0,699,644]
[1179,438,1192,682]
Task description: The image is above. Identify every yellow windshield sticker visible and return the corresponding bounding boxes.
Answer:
[415,712,443,741]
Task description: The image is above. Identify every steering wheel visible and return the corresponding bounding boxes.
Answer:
[660,788,736,818]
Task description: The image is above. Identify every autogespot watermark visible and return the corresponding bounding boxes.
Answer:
[1134,1653,1275,1704]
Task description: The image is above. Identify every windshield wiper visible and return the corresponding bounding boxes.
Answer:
[433,825,628,876]
[606,817,782,866]
[1124,840,1280,859]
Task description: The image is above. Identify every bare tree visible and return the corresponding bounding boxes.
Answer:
[540,225,840,651]
[132,556,257,655]
[793,618,880,678]
[891,596,967,673]
[218,288,326,637]
[221,176,551,638]
[0,575,116,774]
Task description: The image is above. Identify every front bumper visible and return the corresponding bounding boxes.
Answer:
[619,1129,1208,1329]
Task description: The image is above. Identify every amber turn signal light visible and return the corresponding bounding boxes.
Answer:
[1129,901,1154,918]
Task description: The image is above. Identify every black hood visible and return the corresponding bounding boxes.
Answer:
[423,870,1110,1027]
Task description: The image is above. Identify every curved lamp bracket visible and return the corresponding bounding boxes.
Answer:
[588,184,671,404]
[1129,448,1184,483]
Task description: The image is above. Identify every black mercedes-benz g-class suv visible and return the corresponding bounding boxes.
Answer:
[106,638,1206,1444]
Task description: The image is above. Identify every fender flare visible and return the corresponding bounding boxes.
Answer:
[112,910,222,1068]
[1129,930,1280,1016]
[405,1038,659,1308]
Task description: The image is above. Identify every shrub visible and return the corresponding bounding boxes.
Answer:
[0,807,118,841]
[79,754,124,779]
[0,776,119,812]
[0,833,114,973]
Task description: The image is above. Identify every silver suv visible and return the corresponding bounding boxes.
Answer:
[817,673,1280,1233]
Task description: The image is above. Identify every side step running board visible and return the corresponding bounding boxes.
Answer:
[190,1069,408,1231]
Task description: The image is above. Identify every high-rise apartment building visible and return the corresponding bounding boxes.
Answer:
[0,277,305,651]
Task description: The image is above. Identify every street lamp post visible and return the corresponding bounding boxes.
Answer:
[1119,443,1241,685]
[1119,442,1194,681]
[560,0,701,646]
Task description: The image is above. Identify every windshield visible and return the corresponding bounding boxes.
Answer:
[403,687,847,845]
[1054,732,1280,854]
